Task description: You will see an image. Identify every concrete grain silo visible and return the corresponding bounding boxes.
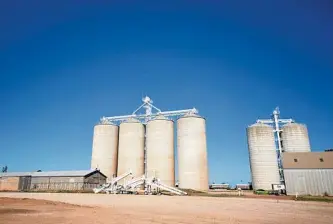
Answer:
[247,123,280,190]
[117,118,145,184]
[177,114,208,191]
[91,124,119,181]
[146,115,175,187]
[281,123,311,152]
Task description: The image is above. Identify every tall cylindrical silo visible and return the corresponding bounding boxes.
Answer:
[117,118,145,185]
[281,123,311,152]
[177,114,208,191]
[146,115,175,187]
[246,123,280,190]
[91,124,119,181]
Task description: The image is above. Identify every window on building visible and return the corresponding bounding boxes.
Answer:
[319,158,324,162]
[294,158,298,162]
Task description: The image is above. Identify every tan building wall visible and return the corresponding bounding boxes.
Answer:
[0,177,20,191]
[282,152,333,169]
[84,172,106,184]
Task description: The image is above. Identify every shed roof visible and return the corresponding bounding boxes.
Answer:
[0,169,106,178]
[0,172,33,177]
[282,152,333,169]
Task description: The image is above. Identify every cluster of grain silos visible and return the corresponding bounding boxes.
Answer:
[91,112,209,191]
[247,110,311,190]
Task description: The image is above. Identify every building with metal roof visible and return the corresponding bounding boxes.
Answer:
[0,169,106,191]
[0,170,105,178]
[282,152,333,196]
[0,172,33,177]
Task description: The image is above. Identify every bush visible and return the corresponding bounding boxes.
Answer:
[254,189,268,195]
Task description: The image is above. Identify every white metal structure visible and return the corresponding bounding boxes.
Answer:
[246,123,281,190]
[123,175,146,193]
[281,123,311,152]
[100,96,198,125]
[91,124,119,181]
[146,177,187,195]
[177,114,209,191]
[93,171,187,195]
[93,170,133,194]
[256,107,293,155]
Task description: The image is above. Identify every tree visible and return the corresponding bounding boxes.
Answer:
[2,166,8,173]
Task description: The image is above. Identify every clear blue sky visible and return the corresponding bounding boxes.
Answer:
[0,1,332,185]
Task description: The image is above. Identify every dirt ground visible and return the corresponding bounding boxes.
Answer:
[1,193,333,224]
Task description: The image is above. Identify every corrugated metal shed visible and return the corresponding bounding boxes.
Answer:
[282,152,333,196]
[0,170,106,178]
[0,172,32,177]
[31,170,104,177]
[284,169,333,196]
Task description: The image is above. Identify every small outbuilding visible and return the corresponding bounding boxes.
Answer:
[0,172,31,191]
[0,169,106,191]
[282,152,333,196]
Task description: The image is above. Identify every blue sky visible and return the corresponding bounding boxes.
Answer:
[0,1,332,185]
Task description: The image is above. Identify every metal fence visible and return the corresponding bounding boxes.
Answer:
[30,182,101,191]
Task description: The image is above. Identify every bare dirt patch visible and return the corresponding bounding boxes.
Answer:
[0,197,97,224]
[0,208,35,215]
[1,193,333,224]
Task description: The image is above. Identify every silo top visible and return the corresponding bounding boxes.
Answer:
[122,117,141,123]
[248,123,272,128]
[153,115,167,120]
[149,115,172,122]
[178,113,204,120]
[282,123,307,128]
[95,122,117,127]
[247,124,274,137]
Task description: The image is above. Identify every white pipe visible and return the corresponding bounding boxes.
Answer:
[273,111,283,155]
[132,102,146,115]
[257,119,274,124]
[278,119,294,123]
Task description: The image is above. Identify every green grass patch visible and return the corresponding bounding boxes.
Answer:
[254,189,269,195]
[293,196,333,203]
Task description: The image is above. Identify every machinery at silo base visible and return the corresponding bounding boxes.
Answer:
[93,170,187,196]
